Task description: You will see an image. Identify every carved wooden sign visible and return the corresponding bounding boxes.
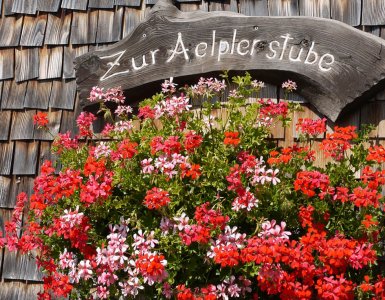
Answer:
[75,0,385,121]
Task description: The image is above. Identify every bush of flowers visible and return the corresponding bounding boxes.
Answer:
[3,73,385,299]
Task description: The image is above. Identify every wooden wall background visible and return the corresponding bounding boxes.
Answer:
[0,0,385,297]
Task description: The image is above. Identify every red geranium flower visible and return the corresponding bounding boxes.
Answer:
[33,112,49,128]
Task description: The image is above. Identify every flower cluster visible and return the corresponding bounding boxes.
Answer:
[6,75,385,299]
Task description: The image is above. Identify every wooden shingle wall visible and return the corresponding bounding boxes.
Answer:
[0,0,385,297]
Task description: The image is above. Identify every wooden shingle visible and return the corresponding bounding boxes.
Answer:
[11,0,37,15]
[44,11,72,45]
[0,16,24,47]
[12,142,39,175]
[0,209,12,235]
[360,101,382,138]
[115,0,142,7]
[145,0,157,5]
[299,0,330,18]
[2,249,42,281]
[0,282,42,300]
[239,0,268,16]
[122,7,145,38]
[39,142,58,171]
[61,0,88,10]
[0,176,11,208]
[331,0,361,26]
[24,80,52,109]
[8,176,34,208]
[363,0,385,25]
[63,45,89,78]
[10,110,36,140]
[180,2,208,12]
[0,142,14,175]
[0,49,14,80]
[268,0,299,16]
[0,111,12,141]
[96,8,124,43]
[89,0,114,8]
[15,48,40,82]
[33,110,62,140]
[20,14,47,47]
[1,81,27,109]
[209,0,238,12]
[49,80,77,109]
[60,109,78,134]
[37,0,61,12]
[70,10,99,44]
[38,46,63,80]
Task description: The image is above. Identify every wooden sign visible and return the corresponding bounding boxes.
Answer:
[75,0,385,121]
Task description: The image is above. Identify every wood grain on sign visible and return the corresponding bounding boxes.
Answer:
[45,11,72,45]
[0,111,11,141]
[1,81,27,109]
[0,16,24,47]
[13,142,38,175]
[0,49,14,80]
[61,0,88,10]
[10,111,36,140]
[362,0,385,25]
[11,0,37,15]
[70,11,99,44]
[15,48,39,82]
[20,14,47,47]
[75,0,385,122]
[268,0,299,16]
[0,142,14,175]
[37,0,61,12]
[330,0,361,26]
[24,80,52,109]
[299,0,330,18]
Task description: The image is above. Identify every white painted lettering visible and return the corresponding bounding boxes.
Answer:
[289,46,304,62]
[266,41,280,59]
[132,55,149,71]
[211,30,216,56]
[231,29,237,54]
[319,53,335,71]
[237,39,250,55]
[279,33,294,60]
[195,42,208,58]
[100,50,128,81]
[218,40,230,61]
[167,32,190,62]
[305,41,318,65]
[150,49,160,64]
